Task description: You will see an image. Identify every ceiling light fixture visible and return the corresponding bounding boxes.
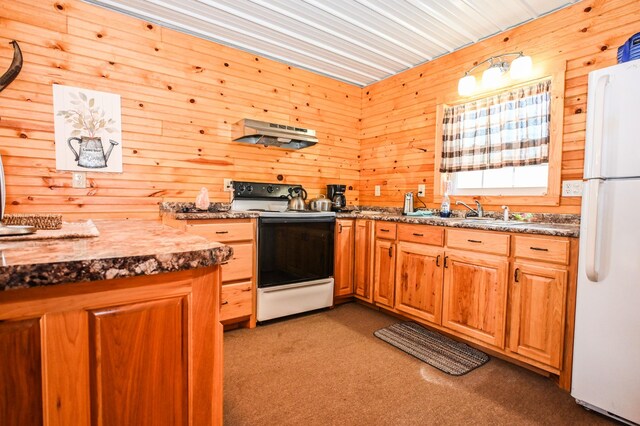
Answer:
[458,52,533,96]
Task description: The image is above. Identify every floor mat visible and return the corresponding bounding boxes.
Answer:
[374,321,489,376]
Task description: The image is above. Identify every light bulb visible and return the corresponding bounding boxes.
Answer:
[510,55,532,79]
[458,74,476,96]
[482,65,503,89]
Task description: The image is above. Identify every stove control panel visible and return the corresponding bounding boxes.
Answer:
[232,181,300,199]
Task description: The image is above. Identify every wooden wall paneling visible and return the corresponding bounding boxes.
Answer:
[3,0,640,217]
[360,0,640,213]
[0,0,361,219]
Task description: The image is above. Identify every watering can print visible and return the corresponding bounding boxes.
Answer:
[67,136,119,168]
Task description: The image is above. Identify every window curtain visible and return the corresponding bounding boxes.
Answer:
[440,79,551,173]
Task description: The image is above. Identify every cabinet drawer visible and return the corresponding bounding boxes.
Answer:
[375,222,397,240]
[186,220,254,242]
[398,224,444,246]
[446,229,509,256]
[513,235,570,265]
[221,243,253,282]
[220,281,252,322]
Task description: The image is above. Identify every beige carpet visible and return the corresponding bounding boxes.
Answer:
[224,302,613,426]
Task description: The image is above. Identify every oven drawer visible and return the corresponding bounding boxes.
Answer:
[222,243,254,282]
[446,229,510,256]
[376,222,397,240]
[398,224,444,246]
[186,220,254,243]
[220,281,252,322]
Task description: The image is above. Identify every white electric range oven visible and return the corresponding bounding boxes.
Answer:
[230,181,335,322]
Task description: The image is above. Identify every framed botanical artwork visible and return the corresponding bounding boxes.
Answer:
[53,84,123,173]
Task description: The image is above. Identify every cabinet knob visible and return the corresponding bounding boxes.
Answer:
[221,300,229,305]
[388,246,393,257]
[339,223,343,233]
[215,231,229,234]
[514,268,521,282]
[436,255,441,267]
[444,256,449,268]
[413,233,424,237]
[467,239,482,244]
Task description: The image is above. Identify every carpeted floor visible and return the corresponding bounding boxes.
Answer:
[224,302,614,426]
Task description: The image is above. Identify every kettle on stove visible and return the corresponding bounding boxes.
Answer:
[287,186,307,211]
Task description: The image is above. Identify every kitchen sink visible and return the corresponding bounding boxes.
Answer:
[461,218,529,226]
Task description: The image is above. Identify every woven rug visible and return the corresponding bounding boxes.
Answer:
[374,322,489,376]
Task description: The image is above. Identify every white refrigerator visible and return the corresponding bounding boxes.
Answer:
[571,59,640,425]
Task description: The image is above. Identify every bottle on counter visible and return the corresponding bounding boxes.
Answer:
[440,193,451,217]
[440,177,451,218]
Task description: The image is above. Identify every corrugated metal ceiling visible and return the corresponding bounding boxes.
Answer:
[84,0,580,86]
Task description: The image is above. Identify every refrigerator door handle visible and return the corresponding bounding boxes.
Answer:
[585,179,602,282]
[588,75,610,178]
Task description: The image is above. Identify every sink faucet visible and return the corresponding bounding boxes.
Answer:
[456,200,484,218]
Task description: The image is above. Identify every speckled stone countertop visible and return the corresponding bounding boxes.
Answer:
[336,210,580,238]
[160,201,259,220]
[0,220,233,291]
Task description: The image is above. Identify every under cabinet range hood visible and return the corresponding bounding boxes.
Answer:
[232,119,318,149]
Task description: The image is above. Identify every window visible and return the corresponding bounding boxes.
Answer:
[434,74,564,204]
[451,164,548,196]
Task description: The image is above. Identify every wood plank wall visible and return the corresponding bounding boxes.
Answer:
[360,0,640,213]
[2,0,638,219]
[0,0,361,219]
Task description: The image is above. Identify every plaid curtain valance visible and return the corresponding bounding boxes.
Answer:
[439,80,551,173]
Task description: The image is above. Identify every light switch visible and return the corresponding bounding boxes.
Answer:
[374,185,381,196]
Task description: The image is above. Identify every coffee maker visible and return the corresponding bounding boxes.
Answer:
[327,184,346,212]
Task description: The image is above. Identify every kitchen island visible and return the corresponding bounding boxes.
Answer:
[0,220,231,426]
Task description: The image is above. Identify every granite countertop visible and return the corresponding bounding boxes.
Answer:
[0,219,233,291]
[167,211,260,220]
[336,211,580,238]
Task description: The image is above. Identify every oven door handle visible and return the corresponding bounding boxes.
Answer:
[259,216,336,224]
[259,279,333,293]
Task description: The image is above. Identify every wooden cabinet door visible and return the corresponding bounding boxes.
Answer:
[334,219,355,296]
[509,262,568,369]
[88,297,189,426]
[354,219,374,301]
[0,318,43,426]
[373,238,396,307]
[443,251,509,348]
[395,242,444,324]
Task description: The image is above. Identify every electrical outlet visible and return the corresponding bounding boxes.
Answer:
[562,180,583,197]
[223,178,233,192]
[374,185,381,196]
[417,184,426,197]
[72,172,87,189]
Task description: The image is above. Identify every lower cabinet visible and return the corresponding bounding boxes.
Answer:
[0,268,223,426]
[334,219,355,297]
[354,219,375,302]
[395,242,444,324]
[164,217,256,328]
[442,251,509,348]
[373,237,396,307]
[509,262,568,369]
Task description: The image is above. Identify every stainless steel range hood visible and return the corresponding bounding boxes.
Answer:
[232,119,318,149]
